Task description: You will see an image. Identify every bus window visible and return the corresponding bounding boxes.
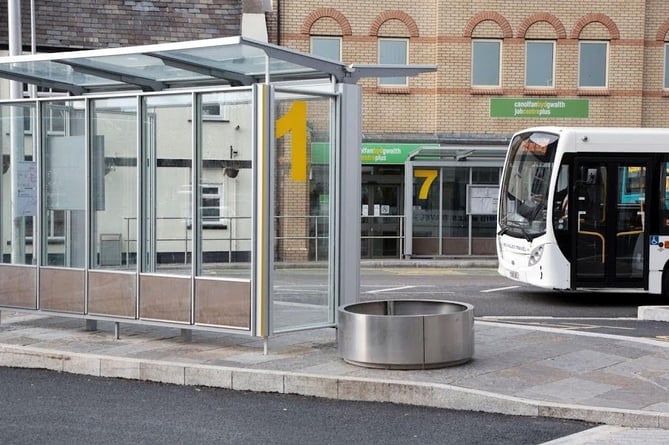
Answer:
[661,162,669,233]
[553,164,569,231]
[620,166,645,204]
[665,163,669,211]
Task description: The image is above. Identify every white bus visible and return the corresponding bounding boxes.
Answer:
[497,127,669,296]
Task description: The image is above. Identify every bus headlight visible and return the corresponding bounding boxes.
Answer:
[528,245,544,266]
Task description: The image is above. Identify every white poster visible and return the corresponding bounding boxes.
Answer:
[15,161,37,217]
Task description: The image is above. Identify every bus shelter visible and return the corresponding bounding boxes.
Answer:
[0,37,434,343]
[404,146,507,257]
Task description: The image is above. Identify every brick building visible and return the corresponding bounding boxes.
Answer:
[270,0,669,257]
[3,1,669,258]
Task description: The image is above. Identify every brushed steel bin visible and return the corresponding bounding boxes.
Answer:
[338,299,474,369]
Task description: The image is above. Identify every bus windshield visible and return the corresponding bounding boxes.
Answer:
[499,131,559,240]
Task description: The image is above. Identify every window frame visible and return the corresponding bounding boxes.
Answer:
[471,39,502,88]
[310,36,342,62]
[378,37,409,87]
[192,182,227,230]
[664,43,669,90]
[578,40,609,88]
[201,102,229,122]
[525,40,555,88]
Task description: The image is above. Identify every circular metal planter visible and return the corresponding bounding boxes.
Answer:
[338,299,474,370]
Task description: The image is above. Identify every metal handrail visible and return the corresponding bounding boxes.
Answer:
[119,213,407,264]
[360,214,405,259]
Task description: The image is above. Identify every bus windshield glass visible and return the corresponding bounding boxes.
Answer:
[499,131,559,239]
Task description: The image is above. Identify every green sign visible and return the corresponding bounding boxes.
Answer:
[311,143,438,165]
[361,143,437,164]
[490,98,589,118]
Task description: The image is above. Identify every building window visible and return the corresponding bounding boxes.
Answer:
[472,40,501,87]
[664,43,669,89]
[200,183,227,229]
[525,41,554,88]
[311,36,342,62]
[378,38,408,86]
[201,102,228,121]
[579,41,608,88]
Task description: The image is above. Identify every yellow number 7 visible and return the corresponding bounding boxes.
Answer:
[414,169,438,200]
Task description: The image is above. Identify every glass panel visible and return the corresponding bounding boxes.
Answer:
[311,37,342,61]
[71,54,211,83]
[660,162,669,235]
[553,164,570,233]
[1,102,36,265]
[0,60,121,88]
[379,39,408,86]
[472,40,501,86]
[43,100,86,267]
[616,165,645,280]
[162,44,319,79]
[198,90,253,278]
[579,42,607,87]
[526,41,554,87]
[471,167,500,255]
[272,92,333,332]
[412,168,440,256]
[575,163,607,281]
[442,167,468,255]
[143,94,192,274]
[90,97,137,270]
[361,183,401,258]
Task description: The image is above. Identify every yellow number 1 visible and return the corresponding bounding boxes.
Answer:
[275,101,307,182]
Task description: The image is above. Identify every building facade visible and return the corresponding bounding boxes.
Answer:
[270,0,669,257]
[3,1,669,258]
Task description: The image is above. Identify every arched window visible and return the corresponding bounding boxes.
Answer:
[465,13,512,88]
[370,11,419,88]
[571,14,619,89]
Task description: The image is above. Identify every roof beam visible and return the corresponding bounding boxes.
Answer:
[242,38,349,82]
[146,52,255,86]
[346,65,437,83]
[60,59,165,91]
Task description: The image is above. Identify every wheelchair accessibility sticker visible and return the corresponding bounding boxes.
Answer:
[649,235,669,247]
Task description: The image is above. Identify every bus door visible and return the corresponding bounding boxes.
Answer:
[572,158,648,288]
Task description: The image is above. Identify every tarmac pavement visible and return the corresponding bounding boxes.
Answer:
[0,260,668,442]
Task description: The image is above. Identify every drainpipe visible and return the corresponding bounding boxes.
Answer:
[276,0,281,46]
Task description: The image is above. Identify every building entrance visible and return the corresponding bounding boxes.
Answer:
[361,167,403,258]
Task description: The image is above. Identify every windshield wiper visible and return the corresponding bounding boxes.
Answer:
[498,220,533,242]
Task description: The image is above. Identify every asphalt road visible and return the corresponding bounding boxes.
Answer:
[0,367,593,445]
[358,267,669,339]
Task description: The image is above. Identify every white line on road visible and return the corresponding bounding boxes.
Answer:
[365,285,416,294]
[480,285,521,293]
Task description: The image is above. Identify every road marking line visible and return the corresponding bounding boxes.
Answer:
[366,285,416,294]
[480,285,520,293]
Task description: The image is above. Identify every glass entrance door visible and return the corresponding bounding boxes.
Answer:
[574,159,647,287]
[361,182,402,258]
